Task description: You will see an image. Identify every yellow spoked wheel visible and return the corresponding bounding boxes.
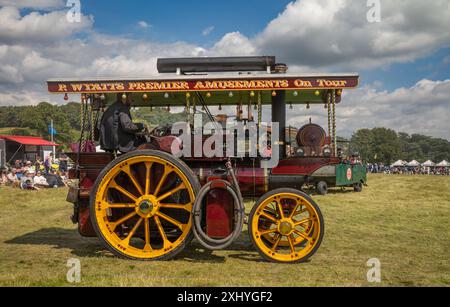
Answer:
[90,150,200,261]
[249,188,324,263]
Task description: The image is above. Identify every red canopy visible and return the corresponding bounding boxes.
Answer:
[0,135,59,146]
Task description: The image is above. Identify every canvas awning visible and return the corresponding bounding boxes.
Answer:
[422,160,435,167]
[436,160,449,167]
[407,160,420,167]
[0,135,59,147]
[392,160,406,167]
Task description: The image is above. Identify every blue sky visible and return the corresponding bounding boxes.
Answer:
[82,0,292,44]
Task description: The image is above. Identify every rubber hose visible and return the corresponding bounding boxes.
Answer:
[192,180,245,250]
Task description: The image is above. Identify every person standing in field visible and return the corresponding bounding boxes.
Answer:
[59,153,68,173]
[44,153,54,174]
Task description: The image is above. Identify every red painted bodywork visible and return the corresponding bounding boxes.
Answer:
[206,189,234,238]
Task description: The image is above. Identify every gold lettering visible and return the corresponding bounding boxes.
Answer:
[58,84,68,92]
[70,84,83,92]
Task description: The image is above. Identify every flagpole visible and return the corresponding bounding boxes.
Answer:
[51,119,56,157]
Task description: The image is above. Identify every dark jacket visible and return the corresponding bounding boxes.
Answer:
[99,101,144,153]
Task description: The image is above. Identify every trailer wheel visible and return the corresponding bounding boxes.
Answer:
[354,182,363,193]
[316,181,328,196]
[249,189,324,263]
[90,150,200,261]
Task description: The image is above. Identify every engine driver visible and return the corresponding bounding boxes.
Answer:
[99,93,147,153]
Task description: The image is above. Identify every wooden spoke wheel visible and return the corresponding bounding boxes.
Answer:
[249,189,324,263]
[90,150,200,261]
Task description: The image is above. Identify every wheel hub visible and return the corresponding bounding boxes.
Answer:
[139,200,154,215]
[279,221,294,236]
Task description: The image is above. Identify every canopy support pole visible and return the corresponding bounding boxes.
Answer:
[272,90,286,160]
[331,90,337,157]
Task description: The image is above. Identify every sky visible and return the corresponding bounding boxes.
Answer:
[0,0,449,139]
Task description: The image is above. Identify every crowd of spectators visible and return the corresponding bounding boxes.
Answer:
[0,153,70,190]
[367,163,450,176]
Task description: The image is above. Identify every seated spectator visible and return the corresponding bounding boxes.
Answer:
[0,169,8,186]
[7,169,20,187]
[33,171,49,188]
[35,156,44,173]
[45,169,66,188]
[20,171,39,190]
[23,161,32,172]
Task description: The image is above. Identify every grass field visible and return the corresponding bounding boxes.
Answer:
[0,174,449,287]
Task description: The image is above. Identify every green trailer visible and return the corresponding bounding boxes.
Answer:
[311,163,367,195]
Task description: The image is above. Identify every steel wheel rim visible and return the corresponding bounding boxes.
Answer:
[252,193,322,262]
[94,156,195,259]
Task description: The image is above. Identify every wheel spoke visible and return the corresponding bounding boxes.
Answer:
[144,218,152,252]
[103,202,135,209]
[276,201,285,219]
[259,211,278,224]
[123,165,144,196]
[271,235,282,252]
[288,235,296,253]
[289,201,303,219]
[145,162,152,195]
[154,216,171,249]
[110,211,137,232]
[121,218,143,246]
[157,183,186,202]
[259,228,277,236]
[154,166,173,197]
[110,180,138,202]
[156,212,186,231]
[294,229,312,243]
[294,218,313,227]
[160,203,193,212]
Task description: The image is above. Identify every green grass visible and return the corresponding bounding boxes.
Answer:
[0,174,449,287]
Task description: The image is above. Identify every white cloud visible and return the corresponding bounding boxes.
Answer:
[252,0,450,70]
[138,21,150,29]
[0,0,64,9]
[209,32,256,56]
[0,6,93,45]
[202,26,214,36]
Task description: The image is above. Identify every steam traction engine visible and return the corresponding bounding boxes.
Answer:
[48,56,364,263]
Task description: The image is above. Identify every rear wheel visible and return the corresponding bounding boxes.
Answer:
[249,189,324,263]
[354,182,363,192]
[90,150,200,261]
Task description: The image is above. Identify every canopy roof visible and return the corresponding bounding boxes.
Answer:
[392,160,407,167]
[407,160,421,167]
[0,135,59,147]
[422,160,435,167]
[436,160,449,167]
[47,72,359,107]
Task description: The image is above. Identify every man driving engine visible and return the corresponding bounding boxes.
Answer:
[100,93,147,153]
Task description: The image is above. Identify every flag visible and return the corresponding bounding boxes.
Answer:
[48,125,58,136]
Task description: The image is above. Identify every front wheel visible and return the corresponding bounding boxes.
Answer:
[249,189,325,263]
[90,150,200,261]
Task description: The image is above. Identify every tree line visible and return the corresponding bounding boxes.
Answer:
[350,128,450,165]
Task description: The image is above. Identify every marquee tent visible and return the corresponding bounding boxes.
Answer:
[407,160,420,167]
[422,160,435,167]
[392,160,407,167]
[436,160,449,167]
